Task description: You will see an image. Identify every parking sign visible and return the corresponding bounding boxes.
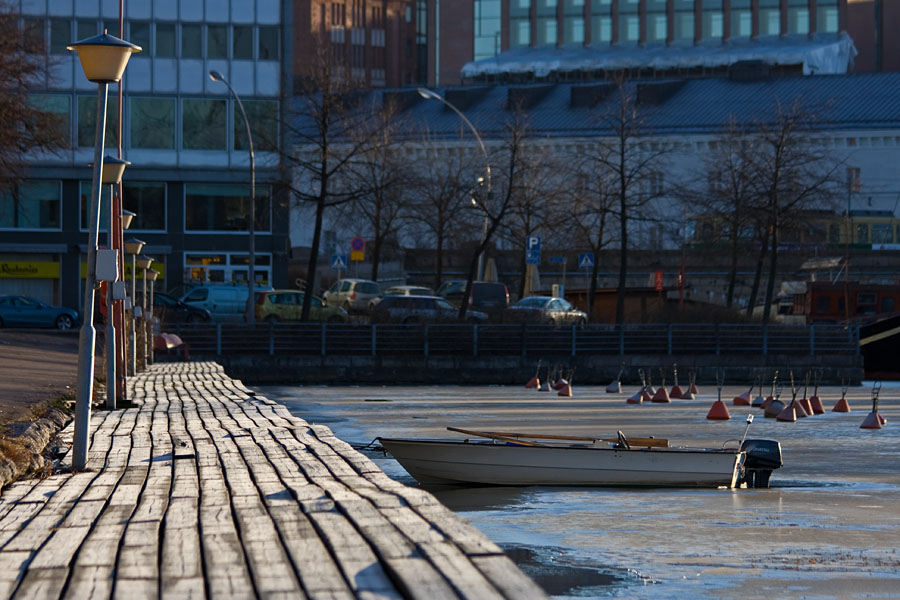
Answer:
[525,236,541,265]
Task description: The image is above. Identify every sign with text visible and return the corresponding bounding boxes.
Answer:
[525,235,541,265]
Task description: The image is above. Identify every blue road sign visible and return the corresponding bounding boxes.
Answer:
[331,254,348,270]
[525,235,541,265]
[549,256,566,264]
[578,252,594,269]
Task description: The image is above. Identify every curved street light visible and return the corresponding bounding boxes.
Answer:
[417,87,492,280]
[209,70,256,323]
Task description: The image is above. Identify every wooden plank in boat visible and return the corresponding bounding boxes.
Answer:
[448,427,669,448]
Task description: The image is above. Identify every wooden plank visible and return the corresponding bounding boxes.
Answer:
[62,565,114,600]
[471,555,548,599]
[10,566,68,600]
[416,542,506,600]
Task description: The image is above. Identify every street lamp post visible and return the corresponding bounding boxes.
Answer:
[136,255,153,368]
[145,269,158,364]
[124,237,145,375]
[68,31,140,471]
[99,156,130,410]
[208,70,256,323]
[417,87,492,280]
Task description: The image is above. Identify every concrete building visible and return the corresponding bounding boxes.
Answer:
[1,0,291,310]
[417,0,898,86]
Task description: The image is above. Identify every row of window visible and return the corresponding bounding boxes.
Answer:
[29,95,278,152]
[0,181,271,233]
[506,0,838,48]
[23,18,279,61]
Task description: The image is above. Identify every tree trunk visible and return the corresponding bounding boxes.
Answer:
[301,196,326,322]
[762,222,779,324]
[371,200,383,281]
[588,239,600,321]
[517,249,528,300]
[745,233,768,318]
[725,227,739,308]
[435,232,444,290]
[615,194,628,325]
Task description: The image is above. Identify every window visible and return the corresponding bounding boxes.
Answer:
[815,296,830,314]
[23,18,45,53]
[28,94,70,144]
[673,0,694,42]
[857,293,876,315]
[872,224,892,244]
[123,182,166,230]
[730,0,751,38]
[474,0,501,58]
[647,0,667,43]
[856,223,868,244]
[536,0,558,45]
[182,24,202,58]
[0,181,60,229]
[235,100,278,152]
[50,19,70,55]
[156,23,175,57]
[881,297,896,314]
[817,0,838,33]
[207,25,227,58]
[130,98,175,149]
[701,0,722,40]
[787,0,809,34]
[233,25,253,59]
[130,22,151,53]
[184,183,271,232]
[182,99,226,150]
[563,0,585,45]
[591,0,612,43]
[77,96,119,148]
[78,181,111,231]
[258,25,279,59]
[77,20,96,41]
[759,0,780,36]
[847,167,861,192]
[618,0,639,44]
[510,0,530,47]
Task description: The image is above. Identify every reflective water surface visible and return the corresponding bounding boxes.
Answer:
[263,383,900,599]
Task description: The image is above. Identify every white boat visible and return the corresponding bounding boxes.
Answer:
[379,426,782,489]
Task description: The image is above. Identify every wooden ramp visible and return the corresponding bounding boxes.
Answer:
[0,362,545,599]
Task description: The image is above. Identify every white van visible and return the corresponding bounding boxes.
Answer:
[180,285,271,321]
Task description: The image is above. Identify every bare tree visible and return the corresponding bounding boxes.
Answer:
[402,135,481,289]
[743,102,842,323]
[280,37,396,321]
[570,160,618,313]
[0,4,67,190]
[591,75,669,324]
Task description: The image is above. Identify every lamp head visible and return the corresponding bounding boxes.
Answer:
[67,30,141,83]
[209,70,225,83]
[97,155,131,185]
[145,270,159,281]
[124,237,145,255]
[417,87,439,100]
[136,255,154,270]
[121,210,136,230]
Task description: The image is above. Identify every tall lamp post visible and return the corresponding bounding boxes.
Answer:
[124,237,145,375]
[417,87,492,280]
[98,156,130,410]
[136,255,154,368]
[145,269,158,364]
[68,31,140,471]
[118,209,135,400]
[208,70,256,323]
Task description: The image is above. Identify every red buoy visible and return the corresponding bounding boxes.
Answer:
[860,411,883,429]
[776,404,797,422]
[706,400,731,420]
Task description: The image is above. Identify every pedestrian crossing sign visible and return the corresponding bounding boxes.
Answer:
[578,252,594,269]
[331,254,348,270]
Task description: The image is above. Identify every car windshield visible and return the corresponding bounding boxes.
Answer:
[515,297,548,308]
[438,281,464,294]
[435,298,454,310]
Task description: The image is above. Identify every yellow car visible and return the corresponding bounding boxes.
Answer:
[253,289,349,323]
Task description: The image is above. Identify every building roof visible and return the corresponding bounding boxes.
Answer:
[461,33,858,80]
[382,72,900,141]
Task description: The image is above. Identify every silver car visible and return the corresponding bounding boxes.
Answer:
[323,278,381,312]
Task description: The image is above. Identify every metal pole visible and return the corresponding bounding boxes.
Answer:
[149,278,155,364]
[141,268,147,367]
[130,253,136,375]
[105,183,116,409]
[74,81,109,471]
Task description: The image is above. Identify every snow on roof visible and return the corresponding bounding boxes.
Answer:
[462,33,858,79]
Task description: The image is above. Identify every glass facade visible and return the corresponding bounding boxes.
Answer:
[123,182,167,231]
[817,0,838,33]
[787,0,809,34]
[537,0,558,46]
[130,98,175,149]
[591,0,612,44]
[702,0,723,40]
[646,0,667,43]
[510,0,531,47]
[730,0,751,38]
[759,0,780,36]
[77,96,119,148]
[474,0,502,59]
[563,0,585,45]
[156,23,176,57]
[673,0,694,43]
[235,100,279,153]
[182,99,227,150]
[233,25,253,59]
[78,181,111,231]
[27,94,70,145]
[185,183,271,233]
[0,181,60,230]
[618,0,639,44]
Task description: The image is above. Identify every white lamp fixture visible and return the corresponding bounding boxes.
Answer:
[67,31,141,83]
[121,209,135,230]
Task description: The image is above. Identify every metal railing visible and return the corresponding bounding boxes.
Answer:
[170,322,860,358]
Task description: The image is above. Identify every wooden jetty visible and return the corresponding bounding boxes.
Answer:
[0,362,545,599]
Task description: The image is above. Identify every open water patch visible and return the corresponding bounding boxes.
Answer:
[501,545,637,598]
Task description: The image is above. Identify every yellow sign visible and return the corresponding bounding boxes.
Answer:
[351,250,365,261]
[0,261,60,278]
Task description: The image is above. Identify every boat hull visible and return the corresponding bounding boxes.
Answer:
[379,439,744,488]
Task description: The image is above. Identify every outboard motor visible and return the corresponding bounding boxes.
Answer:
[739,439,783,488]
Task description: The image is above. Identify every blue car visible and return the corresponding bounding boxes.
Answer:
[0,295,80,330]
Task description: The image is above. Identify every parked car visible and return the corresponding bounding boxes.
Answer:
[436,280,509,321]
[0,295,80,330]
[369,285,435,309]
[322,279,381,312]
[253,289,349,323]
[503,296,588,325]
[370,295,487,324]
[180,284,273,322]
[152,292,213,324]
